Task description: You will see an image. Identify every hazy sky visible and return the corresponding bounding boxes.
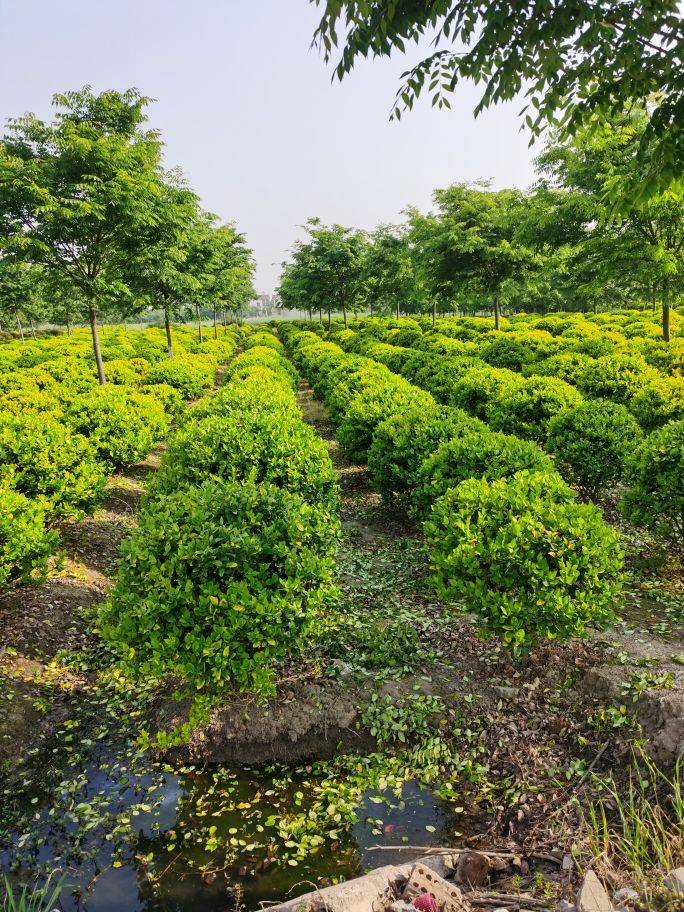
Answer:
[0,1,537,293]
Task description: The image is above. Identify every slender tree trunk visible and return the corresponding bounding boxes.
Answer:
[318,307,323,324]
[327,305,331,329]
[88,305,106,385]
[164,306,174,359]
[308,308,313,321]
[212,304,218,339]
[16,315,24,343]
[662,278,671,343]
[431,300,436,329]
[223,309,227,331]
[196,303,204,343]
[66,315,71,336]
[29,320,36,339]
[342,301,348,329]
[493,296,501,331]
[396,300,400,321]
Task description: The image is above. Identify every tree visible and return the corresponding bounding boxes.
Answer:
[312,1,684,200]
[127,178,203,357]
[278,219,367,327]
[0,258,48,339]
[537,110,684,340]
[0,86,167,382]
[186,220,256,340]
[408,184,540,327]
[360,224,427,318]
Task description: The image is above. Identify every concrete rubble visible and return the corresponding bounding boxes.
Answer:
[253,855,684,912]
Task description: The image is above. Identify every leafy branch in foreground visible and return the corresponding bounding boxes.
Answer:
[311,1,684,200]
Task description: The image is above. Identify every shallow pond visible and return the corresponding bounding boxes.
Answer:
[1,705,466,911]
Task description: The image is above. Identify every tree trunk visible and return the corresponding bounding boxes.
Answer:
[212,304,218,339]
[223,309,228,331]
[89,306,106,385]
[662,279,671,343]
[66,315,71,336]
[431,300,436,329]
[196,303,204,343]
[342,302,348,329]
[396,300,400,321]
[327,305,331,329]
[493,296,501,331]
[30,321,36,339]
[164,307,174,359]
[318,307,323,324]
[16,315,24,343]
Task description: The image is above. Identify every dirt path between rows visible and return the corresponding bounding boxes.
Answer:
[0,448,161,767]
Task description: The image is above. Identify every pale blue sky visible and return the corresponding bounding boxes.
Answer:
[0,0,536,292]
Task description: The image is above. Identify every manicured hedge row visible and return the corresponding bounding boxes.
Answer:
[332,321,682,543]
[0,324,240,592]
[101,334,341,699]
[281,324,624,648]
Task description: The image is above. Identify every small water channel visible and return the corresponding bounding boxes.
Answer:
[0,694,466,912]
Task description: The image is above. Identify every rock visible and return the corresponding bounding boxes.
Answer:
[455,850,491,887]
[389,902,415,912]
[558,901,576,912]
[663,867,684,894]
[612,887,639,908]
[403,863,468,912]
[331,659,354,681]
[576,871,614,912]
[492,685,519,701]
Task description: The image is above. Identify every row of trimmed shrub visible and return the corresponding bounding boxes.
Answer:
[337,322,683,432]
[339,309,683,372]
[330,326,683,543]
[0,325,242,593]
[281,324,624,651]
[100,341,341,699]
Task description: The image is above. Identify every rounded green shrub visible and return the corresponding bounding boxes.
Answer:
[101,480,339,694]
[0,414,106,519]
[102,357,150,385]
[413,428,554,517]
[338,382,434,461]
[628,377,684,431]
[367,405,476,499]
[524,352,593,385]
[150,410,338,509]
[223,346,297,387]
[486,376,584,441]
[425,471,623,649]
[0,485,57,590]
[66,387,171,469]
[479,335,538,371]
[448,365,524,419]
[546,400,643,496]
[190,376,299,423]
[622,420,684,546]
[144,356,215,399]
[142,382,185,418]
[578,354,658,404]
[243,332,284,351]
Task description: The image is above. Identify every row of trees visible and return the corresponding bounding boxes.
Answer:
[278,109,683,341]
[0,87,255,381]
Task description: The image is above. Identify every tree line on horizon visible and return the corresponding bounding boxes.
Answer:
[0,87,256,383]
[278,109,683,342]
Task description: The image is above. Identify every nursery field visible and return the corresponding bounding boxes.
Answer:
[0,313,682,912]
